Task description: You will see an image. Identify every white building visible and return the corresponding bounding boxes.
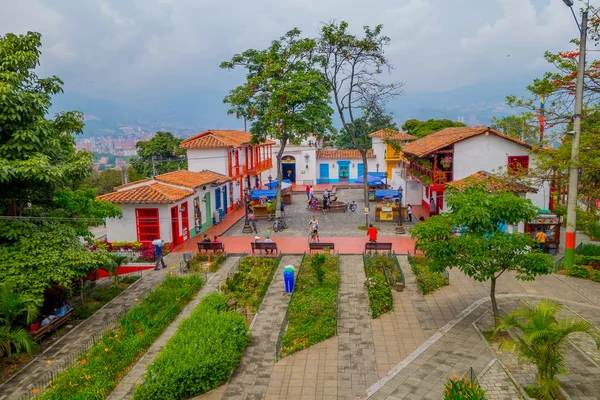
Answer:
[98,170,230,249]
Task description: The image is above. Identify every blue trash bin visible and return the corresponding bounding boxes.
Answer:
[283,266,295,293]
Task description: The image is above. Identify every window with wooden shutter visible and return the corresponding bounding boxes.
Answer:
[508,156,529,175]
[136,208,160,243]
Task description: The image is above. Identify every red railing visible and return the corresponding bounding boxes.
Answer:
[240,160,273,175]
[406,161,453,184]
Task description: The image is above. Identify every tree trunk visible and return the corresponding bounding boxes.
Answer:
[490,277,499,326]
[360,150,370,227]
[275,137,288,219]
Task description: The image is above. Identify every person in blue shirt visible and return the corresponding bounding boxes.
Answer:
[152,239,166,270]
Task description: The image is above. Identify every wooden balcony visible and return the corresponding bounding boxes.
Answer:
[406,161,453,185]
[242,160,273,174]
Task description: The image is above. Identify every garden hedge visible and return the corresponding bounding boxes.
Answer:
[409,256,448,295]
[221,256,279,312]
[363,253,402,318]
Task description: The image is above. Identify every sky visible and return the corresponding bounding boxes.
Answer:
[0,0,596,129]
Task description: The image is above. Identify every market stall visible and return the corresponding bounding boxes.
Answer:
[524,212,561,255]
[357,173,387,201]
[261,179,293,204]
[375,190,405,222]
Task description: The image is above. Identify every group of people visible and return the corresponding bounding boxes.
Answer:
[305,185,338,215]
[29,300,72,332]
[254,234,275,253]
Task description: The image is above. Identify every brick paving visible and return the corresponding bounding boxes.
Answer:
[220,255,300,400]
[108,256,241,400]
[0,252,185,400]
[477,360,524,400]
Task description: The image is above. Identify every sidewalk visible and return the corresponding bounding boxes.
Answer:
[0,253,184,400]
[108,256,241,400]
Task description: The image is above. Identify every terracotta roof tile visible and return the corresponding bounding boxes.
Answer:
[401,126,532,157]
[154,170,230,189]
[114,178,153,191]
[448,170,537,194]
[180,130,275,149]
[97,183,194,204]
[368,129,417,141]
[316,149,375,159]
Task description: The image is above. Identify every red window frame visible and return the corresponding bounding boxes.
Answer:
[508,156,529,175]
[136,208,160,243]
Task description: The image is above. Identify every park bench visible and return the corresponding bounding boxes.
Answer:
[309,242,335,253]
[365,242,393,253]
[251,242,278,256]
[197,242,226,255]
[31,309,73,341]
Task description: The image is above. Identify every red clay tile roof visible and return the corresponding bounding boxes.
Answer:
[114,178,153,191]
[154,170,230,189]
[401,126,532,157]
[316,149,375,159]
[180,130,275,149]
[448,170,537,194]
[368,129,417,141]
[97,183,194,204]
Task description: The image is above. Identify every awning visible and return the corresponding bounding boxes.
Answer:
[264,179,292,190]
[251,190,277,199]
[356,172,386,186]
[375,190,400,199]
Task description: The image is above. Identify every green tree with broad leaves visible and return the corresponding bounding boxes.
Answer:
[410,184,554,324]
[401,118,466,138]
[221,28,334,214]
[130,131,186,178]
[0,281,39,357]
[335,112,398,150]
[82,169,124,195]
[490,114,540,146]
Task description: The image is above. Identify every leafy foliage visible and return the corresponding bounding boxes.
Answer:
[496,299,600,399]
[579,243,600,257]
[490,114,540,146]
[133,293,249,399]
[82,169,124,195]
[189,252,226,273]
[281,254,339,357]
[408,256,448,295]
[443,375,486,400]
[0,282,38,358]
[221,257,278,312]
[36,275,204,400]
[568,264,592,279]
[334,113,398,149]
[401,119,466,138]
[363,253,404,318]
[129,132,186,178]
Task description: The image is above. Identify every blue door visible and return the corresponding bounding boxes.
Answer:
[357,163,364,180]
[223,186,228,214]
[319,163,330,184]
[215,188,221,210]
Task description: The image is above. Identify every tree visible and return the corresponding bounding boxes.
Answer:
[335,111,398,149]
[102,254,129,287]
[496,299,600,399]
[401,119,466,138]
[410,184,554,324]
[0,282,39,357]
[221,28,334,215]
[82,169,123,195]
[489,114,540,146]
[0,32,91,216]
[130,132,187,178]
[317,21,403,225]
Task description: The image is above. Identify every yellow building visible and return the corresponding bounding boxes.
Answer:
[369,129,417,178]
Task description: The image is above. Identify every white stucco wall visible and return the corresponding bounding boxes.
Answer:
[187,148,228,175]
[372,137,386,165]
[106,203,173,243]
[264,147,318,185]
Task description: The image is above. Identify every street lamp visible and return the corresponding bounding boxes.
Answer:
[376,163,379,172]
[242,186,254,234]
[563,0,587,267]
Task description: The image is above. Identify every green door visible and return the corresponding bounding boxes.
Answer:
[203,192,212,230]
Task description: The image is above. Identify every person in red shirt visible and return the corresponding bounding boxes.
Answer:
[305,185,310,200]
[366,224,378,243]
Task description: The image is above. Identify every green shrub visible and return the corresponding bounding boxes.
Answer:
[281,254,339,357]
[410,256,448,295]
[37,275,204,399]
[364,274,393,318]
[592,270,600,283]
[312,254,327,283]
[133,293,249,399]
[443,376,486,399]
[120,275,140,284]
[220,257,278,312]
[578,243,600,257]
[568,264,592,280]
[189,252,226,272]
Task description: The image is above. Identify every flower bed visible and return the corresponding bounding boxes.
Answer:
[189,252,226,273]
[408,255,448,295]
[281,253,339,358]
[133,293,249,400]
[363,253,403,318]
[88,239,171,263]
[221,256,279,313]
[36,274,203,399]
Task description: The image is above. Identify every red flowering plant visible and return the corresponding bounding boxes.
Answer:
[87,240,169,263]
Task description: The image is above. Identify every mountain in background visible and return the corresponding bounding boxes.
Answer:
[52,76,533,138]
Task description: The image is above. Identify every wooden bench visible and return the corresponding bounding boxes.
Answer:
[31,309,73,341]
[365,242,393,253]
[309,242,335,253]
[197,242,226,255]
[251,242,278,256]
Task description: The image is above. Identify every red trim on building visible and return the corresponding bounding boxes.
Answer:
[135,208,160,243]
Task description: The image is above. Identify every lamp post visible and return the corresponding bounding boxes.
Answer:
[376,163,379,172]
[563,0,587,268]
[242,186,254,234]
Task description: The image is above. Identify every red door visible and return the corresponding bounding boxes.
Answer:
[181,202,189,241]
[171,206,181,246]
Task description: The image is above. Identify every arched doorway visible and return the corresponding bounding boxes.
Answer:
[282,155,296,182]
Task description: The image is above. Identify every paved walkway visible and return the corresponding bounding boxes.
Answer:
[0,252,184,400]
[108,256,241,400]
[221,255,300,400]
[337,255,378,400]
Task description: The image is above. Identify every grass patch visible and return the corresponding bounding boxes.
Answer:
[189,252,226,272]
[221,257,279,313]
[408,256,448,295]
[281,253,339,358]
[363,253,403,318]
[133,294,249,399]
[36,274,204,399]
[73,277,139,320]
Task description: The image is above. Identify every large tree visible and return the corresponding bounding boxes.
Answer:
[335,111,398,149]
[410,184,554,324]
[0,32,91,216]
[130,131,186,178]
[490,114,540,146]
[401,118,466,138]
[317,21,403,225]
[221,28,334,215]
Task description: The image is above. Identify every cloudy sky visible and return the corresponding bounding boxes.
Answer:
[1,0,596,127]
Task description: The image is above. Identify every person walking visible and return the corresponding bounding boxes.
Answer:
[307,216,320,243]
[407,204,413,222]
[366,224,378,243]
[152,239,167,270]
[305,184,311,200]
[322,196,328,214]
[536,228,547,253]
[311,196,317,215]
[309,185,314,199]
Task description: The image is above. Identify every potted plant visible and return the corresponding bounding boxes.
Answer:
[440,155,452,169]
